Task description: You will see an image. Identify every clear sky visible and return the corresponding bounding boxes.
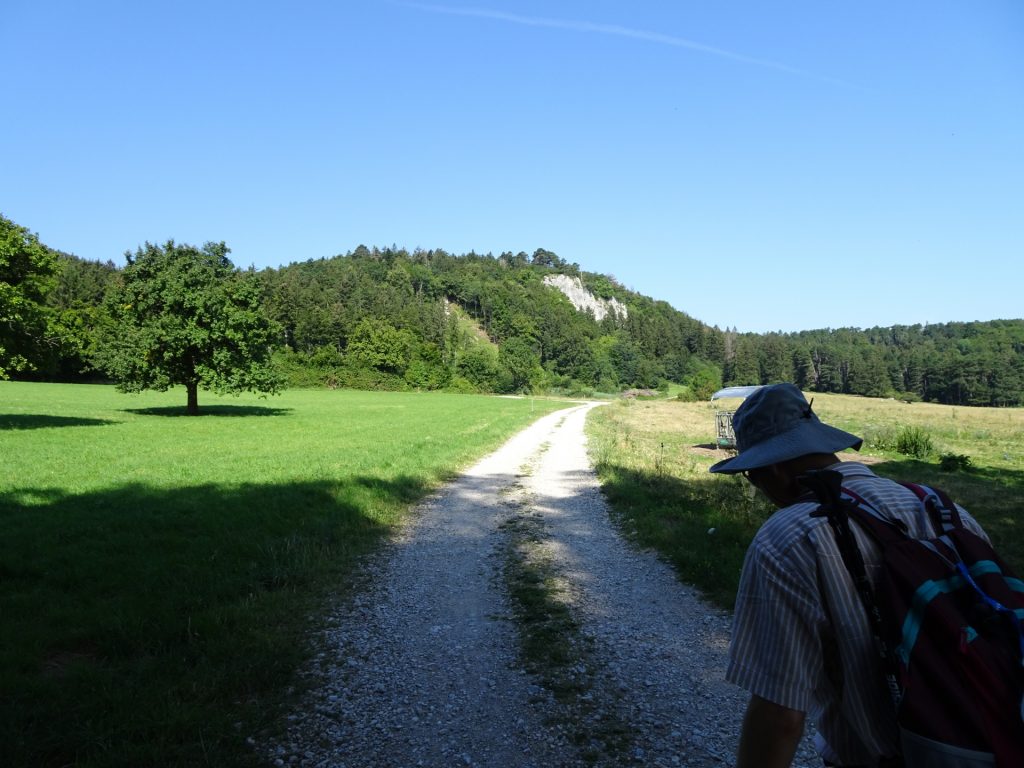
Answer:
[3,1,1022,333]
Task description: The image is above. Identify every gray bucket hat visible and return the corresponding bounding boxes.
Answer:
[709,383,862,474]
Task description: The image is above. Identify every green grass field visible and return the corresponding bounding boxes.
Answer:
[0,382,566,768]
[587,393,1024,608]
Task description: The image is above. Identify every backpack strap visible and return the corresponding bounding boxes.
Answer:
[836,485,911,545]
[898,481,963,535]
[799,470,904,709]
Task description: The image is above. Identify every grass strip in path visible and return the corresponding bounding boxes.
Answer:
[499,471,631,765]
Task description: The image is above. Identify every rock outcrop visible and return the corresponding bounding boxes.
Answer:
[542,274,628,323]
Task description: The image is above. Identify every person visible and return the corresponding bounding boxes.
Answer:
[708,383,987,768]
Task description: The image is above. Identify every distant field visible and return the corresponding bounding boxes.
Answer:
[0,382,567,768]
[588,392,1024,608]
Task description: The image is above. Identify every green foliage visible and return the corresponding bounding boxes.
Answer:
[10,226,1021,406]
[346,317,414,374]
[46,254,119,380]
[0,214,60,377]
[725,322,1024,407]
[457,344,500,391]
[498,336,544,393]
[895,425,935,458]
[866,425,935,459]
[445,375,480,394]
[404,344,451,390]
[939,452,974,472]
[685,361,722,401]
[94,240,283,413]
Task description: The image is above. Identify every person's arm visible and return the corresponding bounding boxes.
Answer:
[736,694,806,768]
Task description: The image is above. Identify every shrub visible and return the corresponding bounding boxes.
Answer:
[894,426,934,459]
[445,376,480,394]
[675,388,698,403]
[865,427,896,453]
[866,425,935,459]
[939,453,973,473]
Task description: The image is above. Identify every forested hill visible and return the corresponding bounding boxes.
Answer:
[20,237,1024,406]
[254,246,721,396]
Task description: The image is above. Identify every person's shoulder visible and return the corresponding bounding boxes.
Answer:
[834,461,912,505]
[753,497,825,556]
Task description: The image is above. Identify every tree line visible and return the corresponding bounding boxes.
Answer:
[723,323,1024,407]
[3,213,1022,409]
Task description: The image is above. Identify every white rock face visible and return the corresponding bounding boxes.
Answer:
[542,274,628,322]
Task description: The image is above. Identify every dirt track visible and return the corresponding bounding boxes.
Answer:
[265,403,819,767]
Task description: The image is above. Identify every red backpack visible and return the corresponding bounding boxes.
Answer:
[801,469,1024,768]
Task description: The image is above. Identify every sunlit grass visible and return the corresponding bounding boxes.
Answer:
[588,394,1024,609]
[0,381,566,768]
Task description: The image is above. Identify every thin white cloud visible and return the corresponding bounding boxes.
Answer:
[400,2,857,88]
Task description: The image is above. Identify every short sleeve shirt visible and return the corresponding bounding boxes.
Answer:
[725,462,987,765]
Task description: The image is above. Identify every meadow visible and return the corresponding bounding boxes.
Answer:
[0,382,566,768]
[587,392,1024,608]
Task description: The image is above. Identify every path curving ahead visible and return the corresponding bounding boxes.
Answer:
[264,402,819,768]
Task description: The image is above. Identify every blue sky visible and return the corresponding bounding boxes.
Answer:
[3,1,1021,332]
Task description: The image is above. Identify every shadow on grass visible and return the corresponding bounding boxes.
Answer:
[0,414,119,430]
[594,460,770,610]
[869,457,1024,489]
[867,457,1024,572]
[0,474,425,768]
[123,404,294,418]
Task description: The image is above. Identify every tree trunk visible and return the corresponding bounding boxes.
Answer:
[186,382,199,415]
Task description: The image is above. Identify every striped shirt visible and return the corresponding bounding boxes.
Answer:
[725,461,987,766]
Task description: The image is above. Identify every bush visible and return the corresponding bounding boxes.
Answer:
[865,427,896,453]
[675,387,698,403]
[445,376,480,394]
[894,426,934,459]
[939,453,973,473]
[866,425,935,459]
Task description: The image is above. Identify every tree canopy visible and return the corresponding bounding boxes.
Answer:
[94,240,282,414]
[0,214,59,378]
[4,215,1022,408]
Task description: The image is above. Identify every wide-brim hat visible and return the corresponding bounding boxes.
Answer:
[709,383,862,474]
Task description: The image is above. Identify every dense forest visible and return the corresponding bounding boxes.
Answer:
[4,216,1023,407]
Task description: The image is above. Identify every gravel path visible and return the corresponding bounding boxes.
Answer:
[264,402,820,768]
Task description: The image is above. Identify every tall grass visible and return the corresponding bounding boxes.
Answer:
[587,394,1024,609]
[0,382,566,768]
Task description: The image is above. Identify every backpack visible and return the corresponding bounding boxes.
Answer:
[799,469,1024,768]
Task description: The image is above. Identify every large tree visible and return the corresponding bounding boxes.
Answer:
[96,240,282,414]
[0,214,59,378]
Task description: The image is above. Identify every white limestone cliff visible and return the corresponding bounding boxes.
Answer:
[542,274,628,323]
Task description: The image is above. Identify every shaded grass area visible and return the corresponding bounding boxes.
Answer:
[121,405,294,418]
[866,459,1024,574]
[1,479,405,768]
[0,414,119,429]
[0,382,568,767]
[588,398,1024,610]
